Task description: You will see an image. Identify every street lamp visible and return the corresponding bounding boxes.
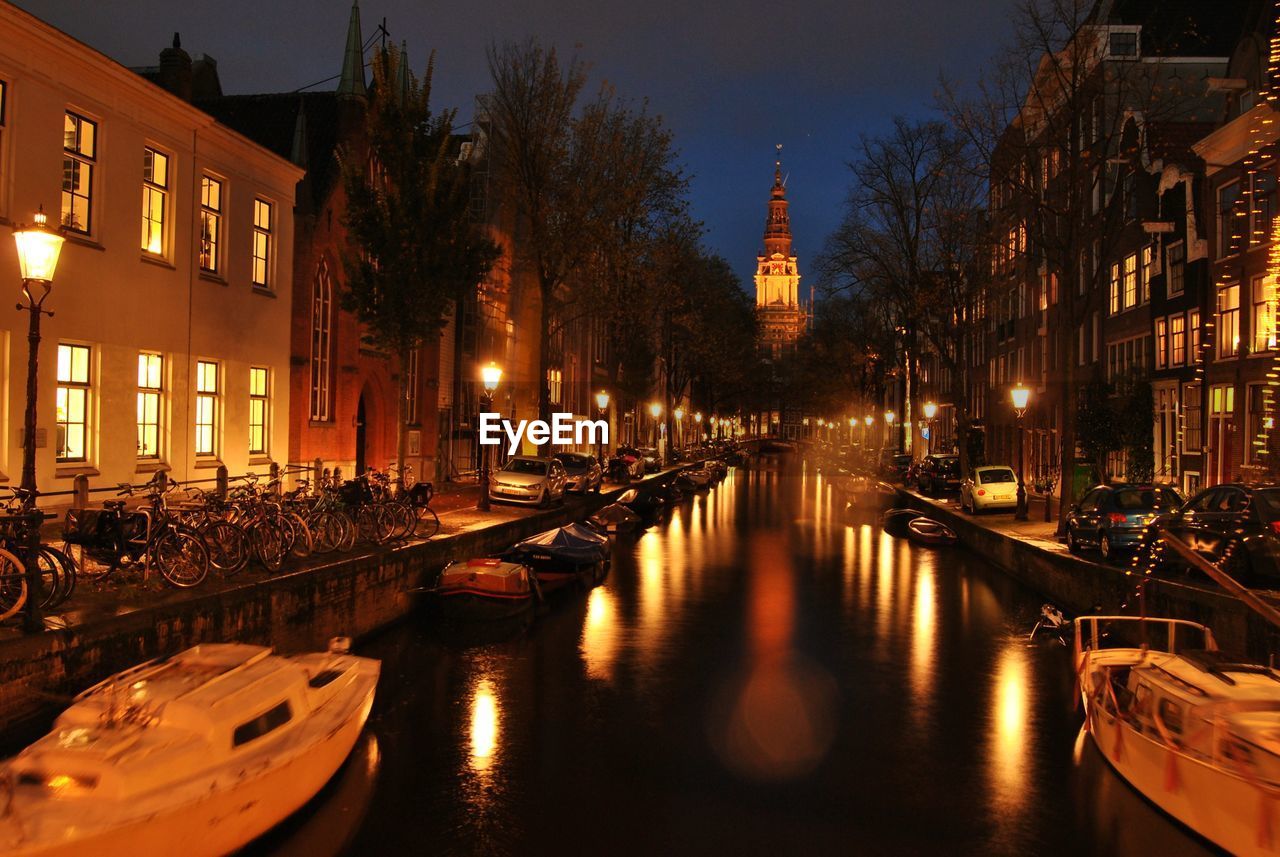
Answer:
[595,390,610,468]
[922,401,938,456]
[1011,383,1031,521]
[476,362,502,512]
[12,206,64,633]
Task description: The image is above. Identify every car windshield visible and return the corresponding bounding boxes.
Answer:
[555,454,591,469]
[503,459,547,476]
[978,469,1015,484]
[935,459,959,475]
[1254,489,1280,519]
[1114,488,1181,510]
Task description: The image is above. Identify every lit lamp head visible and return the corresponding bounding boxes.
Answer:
[480,362,502,393]
[595,390,610,412]
[649,402,662,419]
[1011,383,1031,418]
[885,410,896,425]
[864,415,874,426]
[13,206,64,287]
[694,412,702,424]
[674,408,684,421]
[923,401,938,421]
[848,417,855,427]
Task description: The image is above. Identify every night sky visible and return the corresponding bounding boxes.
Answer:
[15,0,1013,292]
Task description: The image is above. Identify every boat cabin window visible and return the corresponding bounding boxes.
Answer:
[1158,698,1184,735]
[1132,682,1152,718]
[233,700,292,748]
[308,669,344,689]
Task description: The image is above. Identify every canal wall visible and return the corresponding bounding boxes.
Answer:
[0,478,671,734]
[895,490,1280,662]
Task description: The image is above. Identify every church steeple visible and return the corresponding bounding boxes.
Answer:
[337,1,367,100]
[763,144,792,258]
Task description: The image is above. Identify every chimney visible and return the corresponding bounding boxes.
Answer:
[158,33,193,102]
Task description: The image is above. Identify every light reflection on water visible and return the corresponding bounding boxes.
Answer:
[299,459,1215,856]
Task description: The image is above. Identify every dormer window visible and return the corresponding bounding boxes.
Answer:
[1109,30,1139,59]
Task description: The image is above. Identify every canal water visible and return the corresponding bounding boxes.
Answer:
[255,459,1214,856]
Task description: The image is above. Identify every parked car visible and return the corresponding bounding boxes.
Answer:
[916,455,961,496]
[960,466,1019,514]
[636,447,661,473]
[611,447,646,479]
[879,451,913,483]
[1067,483,1183,562]
[488,456,567,507]
[554,452,603,493]
[1138,483,1280,585]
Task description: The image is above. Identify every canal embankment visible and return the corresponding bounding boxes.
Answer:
[0,472,674,733]
[892,487,1280,661]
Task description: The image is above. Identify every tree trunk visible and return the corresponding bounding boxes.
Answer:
[396,348,410,481]
[537,278,554,435]
[1055,362,1077,535]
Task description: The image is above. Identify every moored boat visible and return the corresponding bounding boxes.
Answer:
[504,524,610,592]
[587,503,642,534]
[0,639,379,857]
[1075,615,1280,856]
[906,517,957,546]
[418,558,538,621]
[617,487,664,517]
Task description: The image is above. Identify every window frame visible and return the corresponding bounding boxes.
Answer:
[1166,241,1185,297]
[1218,179,1244,259]
[195,359,220,458]
[309,261,333,422]
[61,110,97,235]
[141,145,170,257]
[1217,284,1241,359]
[199,174,224,275]
[136,352,163,460]
[55,343,92,463]
[251,198,274,289]
[248,366,269,457]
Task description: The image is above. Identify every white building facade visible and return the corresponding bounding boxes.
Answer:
[0,3,302,501]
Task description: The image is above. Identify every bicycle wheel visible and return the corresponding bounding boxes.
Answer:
[248,520,288,572]
[387,502,416,541]
[35,545,74,609]
[335,510,358,552]
[152,528,210,588]
[203,520,250,576]
[286,512,314,558]
[0,548,27,623]
[356,505,393,545]
[413,506,441,540]
[308,510,341,554]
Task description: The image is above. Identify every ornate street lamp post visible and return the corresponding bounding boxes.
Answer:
[674,407,684,453]
[922,401,938,456]
[694,411,703,443]
[595,390,610,468]
[885,410,896,450]
[476,362,502,512]
[1011,384,1031,521]
[12,207,64,633]
[649,402,662,452]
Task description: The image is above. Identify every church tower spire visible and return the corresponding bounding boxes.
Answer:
[337,1,367,100]
[754,145,805,360]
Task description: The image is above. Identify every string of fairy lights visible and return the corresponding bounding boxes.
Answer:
[1123,2,1280,610]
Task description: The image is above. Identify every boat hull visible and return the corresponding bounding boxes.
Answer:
[1083,679,1279,856]
[8,670,378,857]
[430,588,535,621]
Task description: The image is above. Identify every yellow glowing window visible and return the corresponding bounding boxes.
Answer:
[252,199,272,287]
[248,367,268,455]
[137,353,162,459]
[195,360,218,457]
[141,147,169,255]
[56,344,91,462]
[200,176,222,273]
[61,112,96,234]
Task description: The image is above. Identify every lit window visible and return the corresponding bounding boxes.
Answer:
[1155,318,1167,370]
[0,80,7,192]
[309,262,332,421]
[137,353,162,459]
[1122,253,1137,309]
[1189,309,1201,357]
[1218,284,1240,359]
[1109,262,1121,314]
[547,369,562,405]
[1140,245,1154,304]
[248,367,268,456]
[1183,382,1203,453]
[61,112,96,234]
[200,176,222,273]
[1170,315,1186,365]
[141,147,169,255]
[1254,275,1276,353]
[252,199,272,288]
[195,360,219,457]
[56,344,91,462]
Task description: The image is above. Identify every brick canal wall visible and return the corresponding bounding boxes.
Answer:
[895,490,1280,661]
[0,478,671,734]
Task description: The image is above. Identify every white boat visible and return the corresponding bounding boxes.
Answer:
[0,638,380,857]
[1075,615,1280,856]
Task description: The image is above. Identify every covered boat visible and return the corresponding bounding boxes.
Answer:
[906,517,958,546]
[0,640,379,857]
[504,524,610,591]
[618,487,665,517]
[419,558,537,621]
[587,503,642,535]
[677,468,713,489]
[1075,615,1280,856]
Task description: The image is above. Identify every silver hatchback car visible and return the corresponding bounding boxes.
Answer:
[489,456,568,507]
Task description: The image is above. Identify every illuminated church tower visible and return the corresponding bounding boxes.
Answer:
[755,145,806,359]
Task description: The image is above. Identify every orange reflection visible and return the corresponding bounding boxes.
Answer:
[469,677,499,774]
[989,644,1030,814]
[581,586,619,682]
[910,564,936,712]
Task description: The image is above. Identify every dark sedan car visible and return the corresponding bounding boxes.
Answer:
[916,455,961,496]
[1141,483,1280,586]
[1066,483,1182,562]
[554,452,603,493]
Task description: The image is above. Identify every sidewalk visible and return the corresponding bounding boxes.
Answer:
[919,491,1068,554]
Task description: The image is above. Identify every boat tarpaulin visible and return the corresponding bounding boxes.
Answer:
[507,523,610,566]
